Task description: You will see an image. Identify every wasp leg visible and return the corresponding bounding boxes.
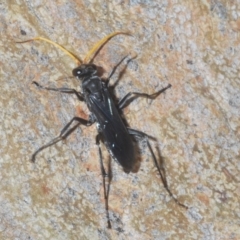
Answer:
[32,81,84,101]
[106,54,137,88]
[127,128,188,209]
[96,134,112,229]
[118,84,172,110]
[32,117,94,162]
[106,55,128,86]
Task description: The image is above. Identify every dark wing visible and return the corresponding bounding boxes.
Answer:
[89,87,135,172]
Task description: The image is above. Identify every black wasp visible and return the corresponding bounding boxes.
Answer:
[18,32,187,228]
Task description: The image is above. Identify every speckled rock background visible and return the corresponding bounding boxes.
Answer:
[0,0,239,239]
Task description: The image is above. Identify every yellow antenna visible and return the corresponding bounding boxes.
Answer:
[17,32,130,66]
[83,31,131,63]
[16,37,82,65]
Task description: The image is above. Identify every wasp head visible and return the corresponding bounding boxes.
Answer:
[72,64,97,79]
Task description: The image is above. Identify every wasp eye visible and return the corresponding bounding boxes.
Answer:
[72,67,83,77]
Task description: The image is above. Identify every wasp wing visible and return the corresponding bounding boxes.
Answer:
[89,86,135,172]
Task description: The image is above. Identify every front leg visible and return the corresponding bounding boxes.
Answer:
[105,55,128,86]
[33,81,84,101]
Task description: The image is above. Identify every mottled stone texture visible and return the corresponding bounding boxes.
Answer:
[0,0,239,239]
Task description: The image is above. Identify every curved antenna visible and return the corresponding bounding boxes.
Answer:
[83,31,131,63]
[16,37,82,65]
